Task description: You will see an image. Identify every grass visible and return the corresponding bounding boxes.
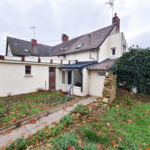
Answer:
[4,88,150,150]
[0,91,71,127]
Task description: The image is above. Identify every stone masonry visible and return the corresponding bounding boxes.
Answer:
[102,75,116,103]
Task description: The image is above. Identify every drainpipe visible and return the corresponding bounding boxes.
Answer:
[88,34,94,60]
[79,69,83,92]
[96,48,99,62]
[72,70,74,100]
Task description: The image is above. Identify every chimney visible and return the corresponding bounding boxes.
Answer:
[31,39,37,56]
[112,13,120,32]
[62,34,69,43]
[14,38,17,45]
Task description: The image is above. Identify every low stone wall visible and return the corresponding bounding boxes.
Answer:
[102,75,116,103]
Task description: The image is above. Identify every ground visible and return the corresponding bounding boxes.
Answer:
[0,90,72,128]
[2,89,150,150]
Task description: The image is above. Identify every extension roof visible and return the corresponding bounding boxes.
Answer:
[87,58,119,70]
[6,23,116,57]
[59,61,97,69]
[6,37,51,56]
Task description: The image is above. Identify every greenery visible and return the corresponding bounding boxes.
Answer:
[70,104,90,114]
[60,115,74,126]
[111,47,150,94]
[0,91,71,127]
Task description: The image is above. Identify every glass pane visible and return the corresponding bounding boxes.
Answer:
[49,68,54,72]
[25,66,31,74]
[62,71,65,84]
[112,49,115,55]
[98,72,106,76]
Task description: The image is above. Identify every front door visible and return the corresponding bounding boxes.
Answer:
[49,67,55,90]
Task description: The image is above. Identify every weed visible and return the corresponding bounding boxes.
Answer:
[53,103,57,107]
[71,104,90,114]
[60,115,74,126]
[52,132,79,150]
[83,143,99,150]
[50,124,63,136]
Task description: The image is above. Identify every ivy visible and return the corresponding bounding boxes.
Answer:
[111,47,150,94]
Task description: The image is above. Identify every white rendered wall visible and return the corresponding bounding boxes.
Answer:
[0,63,49,97]
[90,71,106,97]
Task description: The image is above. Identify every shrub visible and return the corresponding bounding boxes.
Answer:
[111,47,150,94]
[60,115,74,125]
[70,104,90,114]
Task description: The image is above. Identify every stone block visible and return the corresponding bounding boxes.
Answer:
[102,98,109,104]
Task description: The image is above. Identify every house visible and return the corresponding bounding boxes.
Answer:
[0,13,128,97]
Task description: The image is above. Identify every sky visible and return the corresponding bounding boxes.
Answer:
[0,0,150,55]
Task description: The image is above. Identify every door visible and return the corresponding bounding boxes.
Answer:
[49,67,55,90]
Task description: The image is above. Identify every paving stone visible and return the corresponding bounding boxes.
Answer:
[0,134,9,147]
[8,127,28,139]
[48,112,63,122]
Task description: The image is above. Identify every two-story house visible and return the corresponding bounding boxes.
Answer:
[0,13,128,97]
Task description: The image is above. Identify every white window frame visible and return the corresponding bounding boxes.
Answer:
[111,48,116,56]
[97,71,106,78]
[62,71,66,85]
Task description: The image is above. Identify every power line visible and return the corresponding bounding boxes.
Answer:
[0,25,31,39]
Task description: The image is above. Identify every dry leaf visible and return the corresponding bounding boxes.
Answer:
[36,125,40,128]
[21,125,24,128]
[147,147,150,150]
[7,140,14,144]
[96,131,101,135]
[28,134,33,137]
[138,148,142,150]
[70,105,74,107]
[142,143,147,146]
[42,122,48,125]
[116,105,120,108]
[78,140,82,146]
[106,122,110,127]
[21,132,26,136]
[118,137,122,141]
[111,141,119,147]
[96,143,103,148]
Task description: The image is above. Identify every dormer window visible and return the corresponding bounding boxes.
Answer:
[111,48,116,56]
[25,49,29,52]
[60,48,64,51]
[76,44,84,49]
[65,47,68,50]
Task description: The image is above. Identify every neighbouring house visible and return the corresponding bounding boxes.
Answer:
[0,13,128,97]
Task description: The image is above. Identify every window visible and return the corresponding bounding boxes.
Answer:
[62,71,65,84]
[111,48,116,56]
[76,44,84,49]
[98,71,106,77]
[49,68,55,72]
[60,48,64,51]
[25,66,31,74]
[123,45,126,53]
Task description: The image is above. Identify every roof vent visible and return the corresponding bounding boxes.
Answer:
[76,44,84,49]
[25,49,29,52]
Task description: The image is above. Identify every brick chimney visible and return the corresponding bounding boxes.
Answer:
[31,39,37,56]
[62,34,69,43]
[112,13,120,32]
[14,38,17,45]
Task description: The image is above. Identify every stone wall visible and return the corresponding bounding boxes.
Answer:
[102,75,116,103]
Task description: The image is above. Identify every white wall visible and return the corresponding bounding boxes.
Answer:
[90,71,106,97]
[7,45,13,56]
[0,62,50,97]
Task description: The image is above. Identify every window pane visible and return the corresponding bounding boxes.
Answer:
[112,49,115,55]
[25,66,31,74]
[98,71,106,76]
[123,46,126,53]
[49,68,54,72]
[62,71,65,84]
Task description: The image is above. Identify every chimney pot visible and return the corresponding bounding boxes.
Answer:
[115,13,117,17]
[62,34,69,43]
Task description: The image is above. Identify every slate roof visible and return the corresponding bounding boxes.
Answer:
[6,37,51,57]
[59,61,97,69]
[87,58,118,70]
[6,23,116,57]
[48,24,116,56]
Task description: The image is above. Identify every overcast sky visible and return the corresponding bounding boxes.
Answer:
[0,0,150,55]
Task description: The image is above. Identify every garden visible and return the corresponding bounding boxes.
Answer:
[0,91,72,128]
[3,88,150,150]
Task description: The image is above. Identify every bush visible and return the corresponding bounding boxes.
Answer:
[111,47,150,94]
[70,104,90,114]
[60,115,74,125]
